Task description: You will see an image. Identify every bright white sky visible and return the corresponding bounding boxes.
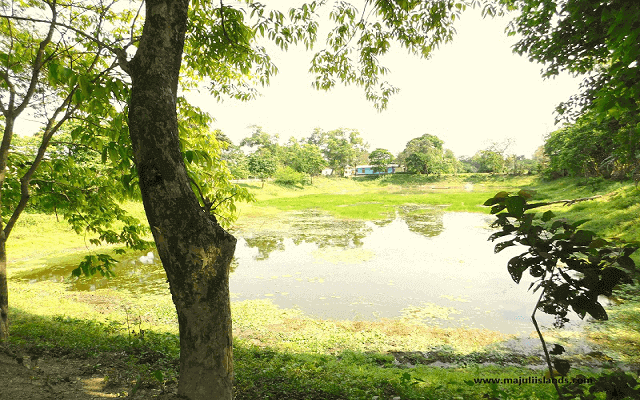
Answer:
[191,7,581,158]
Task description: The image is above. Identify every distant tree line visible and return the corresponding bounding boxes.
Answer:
[221,127,547,183]
[221,126,370,185]
[224,114,640,181]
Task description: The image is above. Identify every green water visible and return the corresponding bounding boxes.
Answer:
[16,207,576,334]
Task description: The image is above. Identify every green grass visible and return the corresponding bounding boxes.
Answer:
[6,305,578,400]
[239,174,537,219]
[258,192,493,218]
[7,199,150,275]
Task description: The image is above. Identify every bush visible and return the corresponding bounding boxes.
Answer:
[274,167,308,186]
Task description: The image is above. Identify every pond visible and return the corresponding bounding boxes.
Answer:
[18,208,579,334]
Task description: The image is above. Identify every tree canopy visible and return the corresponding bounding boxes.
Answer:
[368,147,394,173]
[499,0,640,124]
[495,0,640,180]
[397,133,457,175]
[308,128,368,176]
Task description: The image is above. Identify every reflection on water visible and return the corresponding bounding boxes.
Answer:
[240,208,444,259]
[16,208,574,334]
[18,253,170,295]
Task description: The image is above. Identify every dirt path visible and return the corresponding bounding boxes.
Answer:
[0,352,177,400]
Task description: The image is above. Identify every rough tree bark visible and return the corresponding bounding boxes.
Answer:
[126,0,235,398]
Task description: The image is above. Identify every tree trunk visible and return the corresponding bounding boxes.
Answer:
[0,237,8,340]
[127,0,235,398]
[0,111,15,342]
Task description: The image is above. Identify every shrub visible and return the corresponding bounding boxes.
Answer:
[274,167,308,186]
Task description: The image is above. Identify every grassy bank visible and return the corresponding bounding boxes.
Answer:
[235,174,537,222]
[239,174,640,245]
[4,174,640,399]
[7,306,574,400]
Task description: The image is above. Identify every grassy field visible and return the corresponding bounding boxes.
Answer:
[4,173,640,399]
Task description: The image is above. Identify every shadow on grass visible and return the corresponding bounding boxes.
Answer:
[4,307,565,400]
[273,181,306,190]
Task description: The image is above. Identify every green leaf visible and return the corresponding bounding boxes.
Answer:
[494,239,515,253]
[69,73,78,88]
[108,145,119,163]
[517,189,534,200]
[550,220,565,231]
[589,238,608,248]
[48,62,60,82]
[550,344,565,355]
[571,230,595,245]
[152,370,163,382]
[598,268,631,296]
[507,257,528,284]
[571,296,608,321]
[622,245,639,257]
[483,197,501,206]
[505,196,526,218]
[541,210,555,222]
[79,75,91,95]
[616,255,635,269]
[73,90,84,103]
[553,359,571,376]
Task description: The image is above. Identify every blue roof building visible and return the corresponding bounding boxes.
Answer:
[354,164,398,176]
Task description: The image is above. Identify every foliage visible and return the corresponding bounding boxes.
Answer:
[496,0,640,182]
[221,143,251,179]
[0,0,139,289]
[306,128,368,176]
[504,154,535,176]
[442,149,461,174]
[561,371,640,400]
[397,133,443,166]
[274,166,308,186]
[487,190,637,326]
[405,152,430,174]
[0,0,254,279]
[368,148,394,173]
[498,0,640,125]
[6,133,151,275]
[397,133,457,175]
[180,125,255,227]
[282,139,326,183]
[248,148,278,187]
[240,126,281,157]
[543,111,639,180]
[486,189,639,398]
[472,150,505,174]
[458,156,479,173]
[309,0,475,110]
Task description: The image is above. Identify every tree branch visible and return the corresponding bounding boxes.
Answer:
[0,12,133,74]
[12,0,58,117]
[527,195,602,209]
[532,288,565,399]
[3,87,79,240]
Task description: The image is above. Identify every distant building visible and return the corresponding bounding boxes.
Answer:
[321,168,333,176]
[353,164,398,176]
